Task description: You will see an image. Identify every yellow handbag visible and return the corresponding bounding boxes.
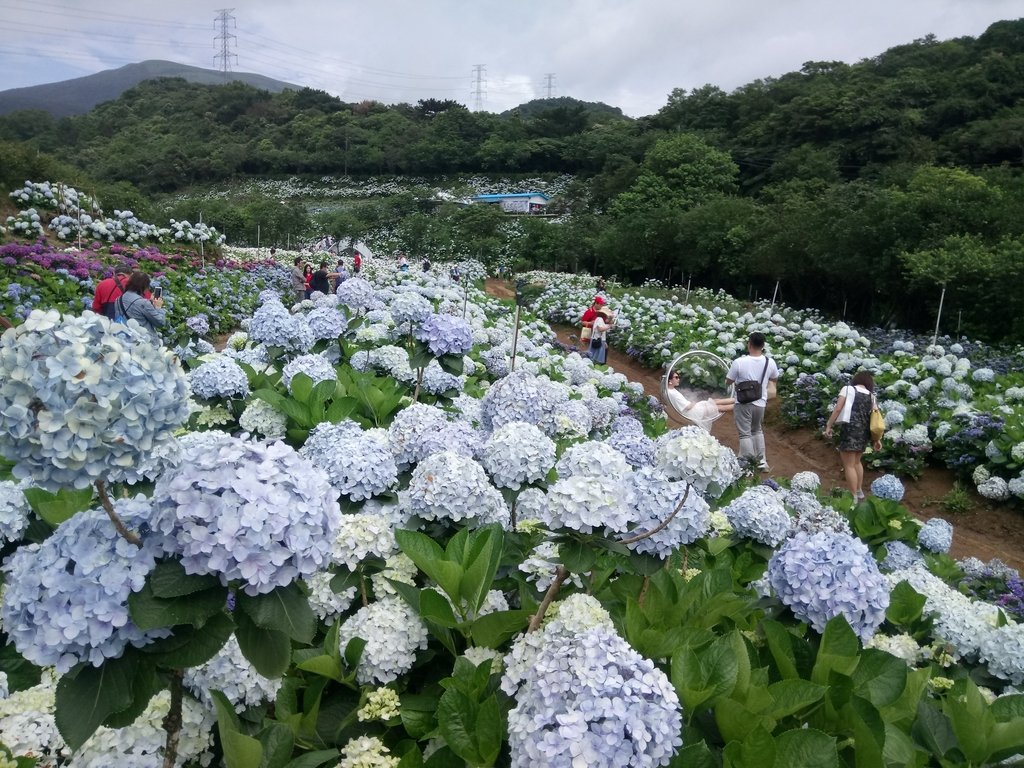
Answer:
[870,402,886,442]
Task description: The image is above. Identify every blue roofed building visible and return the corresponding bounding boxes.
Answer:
[471,192,550,214]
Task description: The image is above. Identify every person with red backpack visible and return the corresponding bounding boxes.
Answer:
[91,262,134,318]
[353,250,363,274]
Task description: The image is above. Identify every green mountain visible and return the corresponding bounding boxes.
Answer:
[0,59,302,118]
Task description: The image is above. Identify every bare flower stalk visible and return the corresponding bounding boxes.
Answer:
[619,484,691,545]
[161,669,184,768]
[95,479,142,547]
[527,566,569,633]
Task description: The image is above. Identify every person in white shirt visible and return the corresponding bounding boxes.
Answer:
[725,332,780,470]
[823,370,881,500]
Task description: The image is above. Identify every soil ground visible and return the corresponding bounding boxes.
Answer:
[485,279,1024,571]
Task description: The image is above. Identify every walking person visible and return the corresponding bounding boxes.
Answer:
[589,306,614,365]
[823,371,882,500]
[725,332,779,471]
[290,257,305,304]
[579,295,606,352]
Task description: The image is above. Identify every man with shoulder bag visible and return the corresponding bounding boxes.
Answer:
[726,332,780,471]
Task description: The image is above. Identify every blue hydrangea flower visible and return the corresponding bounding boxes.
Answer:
[150,434,341,595]
[721,485,793,546]
[415,313,473,357]
[387,403,453,468]
[918,518,953,554]
[0,478,30,543]
[790,471,821,493]
[978,623,1024,685]
[607,427,656,468]
[482,370,565,432]
[544,472,637,535]
[281,354,338,393]
[389,291,433,327]
[503,595,682,767]
[188,355,251,400]
[419,359,463,395]
[406,450,510,527]
[300,421,398,502]
[625,467,711,558]
[248,299,314,353]
[185,314,210,336]
[880,540,925,572]
[871,474,905,502]
[480,421,557,490]
[768,530,890,641]
[305,306,348,340]
[0,309,189,490]
[336,278,382,312]
[1,500,169,672]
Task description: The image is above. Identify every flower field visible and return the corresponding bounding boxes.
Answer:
[1,184,1024,766]
[523,272,1024,499]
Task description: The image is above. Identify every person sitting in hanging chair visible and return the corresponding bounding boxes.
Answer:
[664,370,735,432]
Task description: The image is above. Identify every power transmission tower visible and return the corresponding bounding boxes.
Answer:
[544,73,556,99]
[213,9,238,79]
[471,64,487,111]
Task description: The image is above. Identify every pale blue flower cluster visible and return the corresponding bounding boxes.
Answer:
[336,277,382,312]
[305,306,348,340]
[721,486,793,546]
[185,314,210,336]
[503,595,682,768]
[388,291,433,327]
[415,313,474,357]
[0,479,30,543]
[790,471,821,493]
[281,354,338,393]
[480,422,556,490]
[407,450,510,527]
[544,473,636,535]
[768,530,890,641]
[606,426,656,468]
[183,635,282,712]
[419,359,463,395]
[0,501,168,671]
[555,441,631,482]
[337,597,429,684]
[330,507,399,570]
[300,421,397,502]
[654,427,741,498]
[918,518,953,553]
[305,571,358,622]
[188,355,251,400]
[150,435,341,595]
[978,623,1024,685]
[248,299,314,352]
[0,309,189,490]
[625,467,711,558]
[787,491,851,536]
[880,540,925,572]
[387,403,453,468]
[481,370,562,432]
[238,399,287,439]
[871,474,905,501]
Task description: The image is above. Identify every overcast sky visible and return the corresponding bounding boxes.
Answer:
[1,0,1021,117]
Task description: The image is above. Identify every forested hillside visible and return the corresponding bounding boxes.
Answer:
[2,19,1024,340]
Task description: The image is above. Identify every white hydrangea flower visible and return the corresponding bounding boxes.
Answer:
[184,635,282,712]
[337,597,429,685]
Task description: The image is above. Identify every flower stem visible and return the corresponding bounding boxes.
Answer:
[619,484,691,545]
[95,479,142,547]
[161,669,184,768]
[528,566,568,633]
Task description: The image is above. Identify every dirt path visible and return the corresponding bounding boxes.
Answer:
[485,279,1024,571]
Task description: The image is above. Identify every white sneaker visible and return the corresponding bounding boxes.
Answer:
[757,461,771,472]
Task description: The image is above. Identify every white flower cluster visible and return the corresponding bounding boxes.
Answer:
[790,471,821,493]
[300,421,398,502]
[0,672,66,763]
[480,421,556,490]
[555,440,631,482]
[281,353,338,393]
[502,594,682,767]
[544,472,637,536]
[304,570,358,621]
[1,501,168,672]
[978,623,1024,685]
[356,687,401,722]
[150,434,341,595]
[387,403,451,468]
[864,633,925,666]
[238,398,288,438]
[407,451,510,527]
[0,309,189,490]
[331,511,398,571]
[73,688,215,768]
[337,597,429,685]
[518,541,583,593]
[338,735,399,768]
[654,427,741,498]
[184,635,283,712]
